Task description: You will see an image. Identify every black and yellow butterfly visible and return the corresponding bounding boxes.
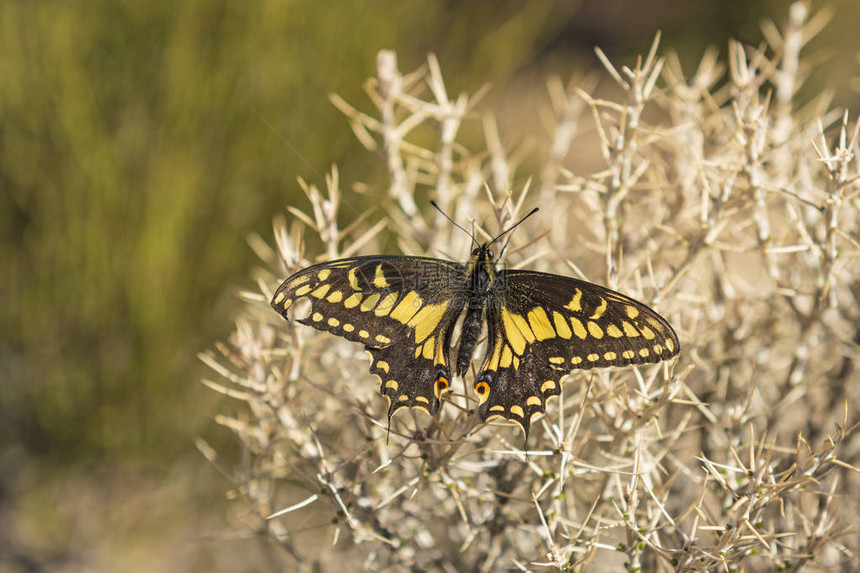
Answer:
[271,205,680,437]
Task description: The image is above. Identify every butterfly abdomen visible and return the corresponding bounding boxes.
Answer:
[456,305,484,376]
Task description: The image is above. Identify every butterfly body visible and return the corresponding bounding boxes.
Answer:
[271,242,679,436]
[456,244,496,376]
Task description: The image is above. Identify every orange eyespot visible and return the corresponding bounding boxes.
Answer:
[433,375,449,399]
[475,381,489,395]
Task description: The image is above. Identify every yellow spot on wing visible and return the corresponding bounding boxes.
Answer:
[327,317,340,327]
[486,335,503,371]
[647,317,665,333]
[526,396,542,407]
[408,301,450,344]
[434,340,446,364]
[540,380,556,393]
[374,292,399,316]
[626,305,640,319]
[489,405,505,413]
[326,290,343,303]
[653,344,663,354]
[604,351,616,360]
[666,339,675,353]
[316,269,331,281]
[553,311,572,339]
[587,321,604,339]
[282,299,292,311]
[348,267,360,290]
[500,345,513,368]
[376,360,390,373]
[312,312,323,322]
[622,321,640,337]
[422,337,435,359]
[344,293,362,308]
[571,356,582,365]
[311,284,331,299]
[343,323,354,332]
[398,394,409,402]
[511,313,535,344]
[565,288,583,312]
[548,356,565,365]
[587,353,599,362]
[376,334,391,344]
[510,405,525,418]
[569,317,587,339]
[294,284,312,297]
[358,330,369,338]
[385,379,398,390]
[415,396,429,404]
[373,265,389,288]
[287,274,310,289]
[640,325,656,340]
[360,293,381,312]
[274,292,285,305]
[639,348,650,358]
[590,297,608,319]
[527,307,555,341]
[501,310,527,355]
[622,350,635,359]
[390,291,423,324]
[606,324,623,338]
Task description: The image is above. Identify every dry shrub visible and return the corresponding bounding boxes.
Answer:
[201,4,860,571]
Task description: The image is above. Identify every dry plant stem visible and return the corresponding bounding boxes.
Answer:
[769,2,807,182]
[427,53,463,215]
[376,51,418,219]
[729,41,779,281]
[590,34,664,286]
[205,6,860,570]
[782,115,858,393]
[539,75,594,251]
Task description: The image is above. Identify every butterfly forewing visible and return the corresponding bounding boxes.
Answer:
[473,270,680,434]
[271,256,467,417]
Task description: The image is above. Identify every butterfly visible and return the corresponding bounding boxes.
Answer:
[270,203,680,438]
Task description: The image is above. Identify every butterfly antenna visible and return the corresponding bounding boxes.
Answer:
[430,200,477,248]
[498,234,515,261]
[489,207,539,250]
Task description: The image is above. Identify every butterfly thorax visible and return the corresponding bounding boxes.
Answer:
[465,244,496,293]
[456,244,497,376]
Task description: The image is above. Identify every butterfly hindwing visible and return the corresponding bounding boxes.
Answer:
[474,270,680,434]
[271,256,466,417]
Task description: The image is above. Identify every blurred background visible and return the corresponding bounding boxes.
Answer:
[1,0,858,570]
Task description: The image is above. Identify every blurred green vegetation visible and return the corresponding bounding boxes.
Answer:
[2,0,858,569]
[1,0,855,466]
[0,0,589,463]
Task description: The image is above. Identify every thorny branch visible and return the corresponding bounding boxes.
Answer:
[204,5,860,571]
